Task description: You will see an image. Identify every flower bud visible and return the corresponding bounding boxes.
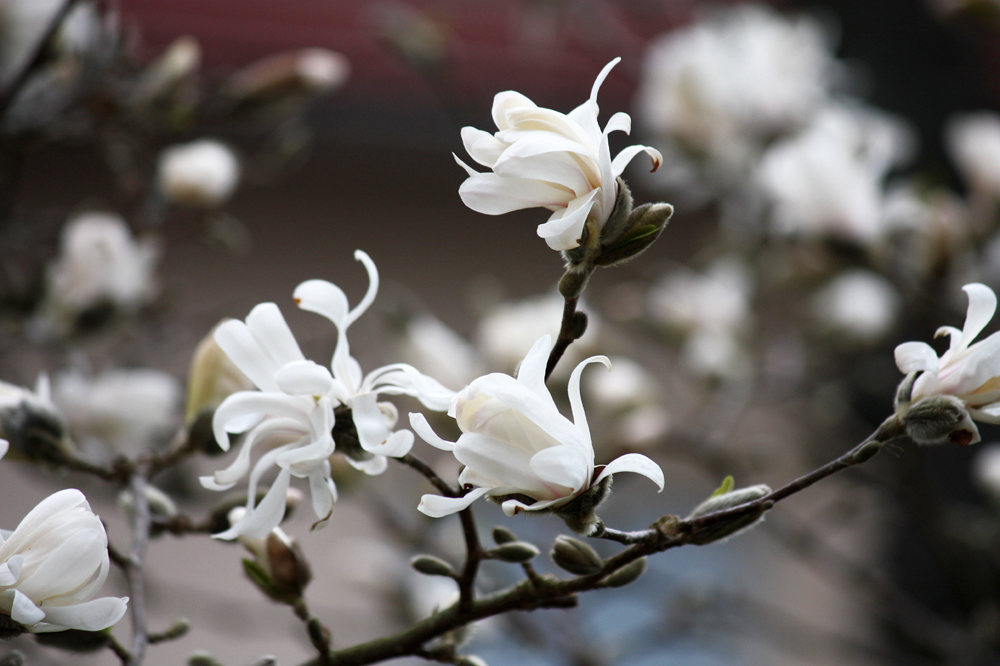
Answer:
[157,140,240,208]
[232,508,311,601]
[901,394,979,446]
[0,649,24,666]
[410,555,458,578]
[487,542,540,563]
[552,475,612,536]
[550,535,603,575]
[601,557,647,588]
[686,483,772,545]
[187,652,224,666]
[491,526,518,545]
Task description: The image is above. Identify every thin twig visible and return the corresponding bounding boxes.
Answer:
[456,507,482,612]
[125,472,152,666]
[396,453,458,497]
[106,632,133,664]
[545,296,580,381]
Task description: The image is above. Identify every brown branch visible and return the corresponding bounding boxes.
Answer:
[396,453,458,497]
[545,296,581,381]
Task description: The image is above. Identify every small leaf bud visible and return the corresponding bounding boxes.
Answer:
[487,542,540,563]
[596,201,674,268]
[901,395,980,446]
[410,555,458,578]
[550,535,603,575]
[187,651,225,666]
[492,525,518,545]
[152,618,191,643]
[601,556,647,588]
[688,484,772,519]
[686,484,773,545]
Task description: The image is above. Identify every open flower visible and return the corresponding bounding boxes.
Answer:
[895,283,1000,444]
[411,335,664,532]
[456,58,662,251]
[0,489,128,633]
[204,251,453,539]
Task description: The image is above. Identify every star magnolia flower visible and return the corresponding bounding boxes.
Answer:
[456,57,662,251]
[204,250,453,539]
[895,283,1000,444]
[0,488,128,633]
[411,335,664,520]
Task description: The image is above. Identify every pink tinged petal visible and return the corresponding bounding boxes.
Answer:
[214,466,292,540]
[492,91,537,130]
[294,279,350,329]
[418,487,489,518]
[537,189,600,250]
[35,596,128,632]
[10,589,45,626]
[274,360,335,396]
[959,283,997,351]
[0,554,22,585]
[594,453,665,491]
[245,303,306,367]
[529,446,590,494]
[214,319,280,392]
[611,144,664,177]
[461,126,507,167]
[409,412,456,451]
[568,355,611,453]
[212,392,311,452]
[894,342,940,375]
[459,172,575,216]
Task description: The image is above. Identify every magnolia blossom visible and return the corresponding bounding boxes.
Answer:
[411,335,664,520]
[811,270,901,343]
[946,112,1000,198]
[456,57,662,251]
[205,251,453,539]
[0,488,128,632]
[157,140,241,207]
[895,283,1000,444]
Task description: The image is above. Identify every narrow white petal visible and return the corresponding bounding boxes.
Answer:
[352,393,393,453]
[245,302,306,367]
[418,487,489,518]
[894,342,940,375]
[408,412,456,451]
[307,464,336,522]
[363,363,456,410]
[214,319,280,392]
[214,467,292,540]
[453,433,552,498]
[611,144,663,177]
[347,250,380,327]
[274,360,335,396]
[959,283,997,351]
[568,355,611,449]
[454,154,480,178]
[594,453,665,491]
[212,392,310,452]
[293,279,350,329]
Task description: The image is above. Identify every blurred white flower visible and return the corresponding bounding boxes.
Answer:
[41,212,159,326]
[225,48,349,101]
[648,257,753,336]
[412,335,663,523]
[157,139,241,207]
[205,251,453,539]
[52,367,181,456]
[757,104,914,244]
[895,283,1000,444]
[974,445,1000,503]
[811,270,901,343]
[0,489,128,633]
[946,112,1000,199]
[0,375,68,460]
[636,4,835,177]
[396,314,484,391]
[185,322,255,424]
[456,57,661,251]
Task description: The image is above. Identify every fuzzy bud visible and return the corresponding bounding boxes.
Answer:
[487,542,540,563]
[550,535,603,575]
[686,483,772,545]
[491,526,518,545]
[0,378,71,465]
[410,555,458,578]
[901,394,979,446]
[551,475,612,536]
[596,201,673,267]
[601,557,647,588]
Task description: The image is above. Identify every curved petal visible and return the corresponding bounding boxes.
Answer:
[246,303,306,368]
[307,463,337,522]
[418,487,489,518]
[345,453,388,475]
[212,391,311,451]
[38,596,128,632]
[294,279,349,329]
[409,412,456,451]
[611,144,663,177]
[214,319,280,392]
[959,283,997,351]
[514,335,555,403]
[459,173,574,216]
[362,363,456,410]
[894,342,940,375]
[567,354,611,453]
[352,393,392,453]
[9,589,45,626]
[537,188,600,250]
[274,360,335,396]
[0,554,22,586]
[594,453,665,491]
[347,250,380,327]
[492,91,537,131]
[461,126,507,167]
[494,151,593,197]
[214,466,292,540]
[529,445,589,494]
[453,433,553,499]
[500,494,573,516]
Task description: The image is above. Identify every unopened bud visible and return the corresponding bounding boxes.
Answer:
[688,484,772,519]
[596,201,673,268]
[231,507,311,600]
[0,378,71,465]
[488,542,540,563]
[0,650,24,666]
[410,554,458,578]
[492,525,518,545]
[187,651,225,666]
[901,395,980,446]
[185,323,253,424]
[152,618,191,643]
[550,535,603,575]
[601,556,647,588]
[558,266,593,300]
[686,483,772,545]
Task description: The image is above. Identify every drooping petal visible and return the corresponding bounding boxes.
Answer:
[307,463,336,524]
[293,279,350,330]
[894,342,940,376]
[611,144,664,177]
[418,487,489,518]
[351,392,392,453]
[594,453,665,491]
[201,417,305,490]
[36,596,128,632]
[344,453,388,475]
[529,445,590,494]
[409,412,456,451]
[537,188,601,250]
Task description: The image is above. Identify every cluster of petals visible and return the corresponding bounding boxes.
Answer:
[411,335,664,518]
[895,283,1000,443]
[456,58,662,251]
[204,251,454,539]
[0,444,128,633]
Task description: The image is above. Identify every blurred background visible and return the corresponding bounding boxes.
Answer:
[4,0,1000,664]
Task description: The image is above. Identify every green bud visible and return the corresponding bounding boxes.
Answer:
[601,556,647,588]
[34,629,112,653]
[550,535,603,575]
[187,651,225,666]
[488,542,540,563]
[410,554,458,578]
[688,484,772,519]
[595,200,673,268]
[901,395,979,446]
[151,618,191,644]
[686,484,772,546]
[492,525,518,545]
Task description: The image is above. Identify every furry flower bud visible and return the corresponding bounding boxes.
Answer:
[550,535,603,575]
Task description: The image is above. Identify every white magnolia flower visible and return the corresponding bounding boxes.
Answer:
[895,283,1000,444]
[811,270,900,343]
[42,212,159,321]
[396,314,484,391]
[648,257,753,336]
[157,140,241,207]
[637,4,834,174]
[205,251,453,539]
[757,104,914,244]
[456,57,662,251]
[0,489,128,633]
[411,335,664,519]
[945,112,1000,198]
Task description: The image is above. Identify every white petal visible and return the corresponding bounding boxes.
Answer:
[274,360,335,396]
[352,393,393,453]
[529,446,589,493]
[494,151,593,197]
[347,250,380,327]
[38,596,129,632]
[453,433,552,498]
[345,453,388,475]
[0,438,7,461]
[307,464,336,523]
[418,487,489,518]
[611,144,663,177]
[294,279,349,329]
[214,467,292,540]
[408,412,456,451]
[594,453,665,491]
[537,188,600,250]
[245,303,306,367]
[10,590,45,626]
[363,363,456,410]
[515,335,555,403]
[214,319,280,392]
[959,283,997,351]
[492,90,537,130]
[894,342,940,375]
[212,392,310,452]
[459,172,574,215]
[461,126,507,167]
[567,354,610,451]
[0,554,21,586]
